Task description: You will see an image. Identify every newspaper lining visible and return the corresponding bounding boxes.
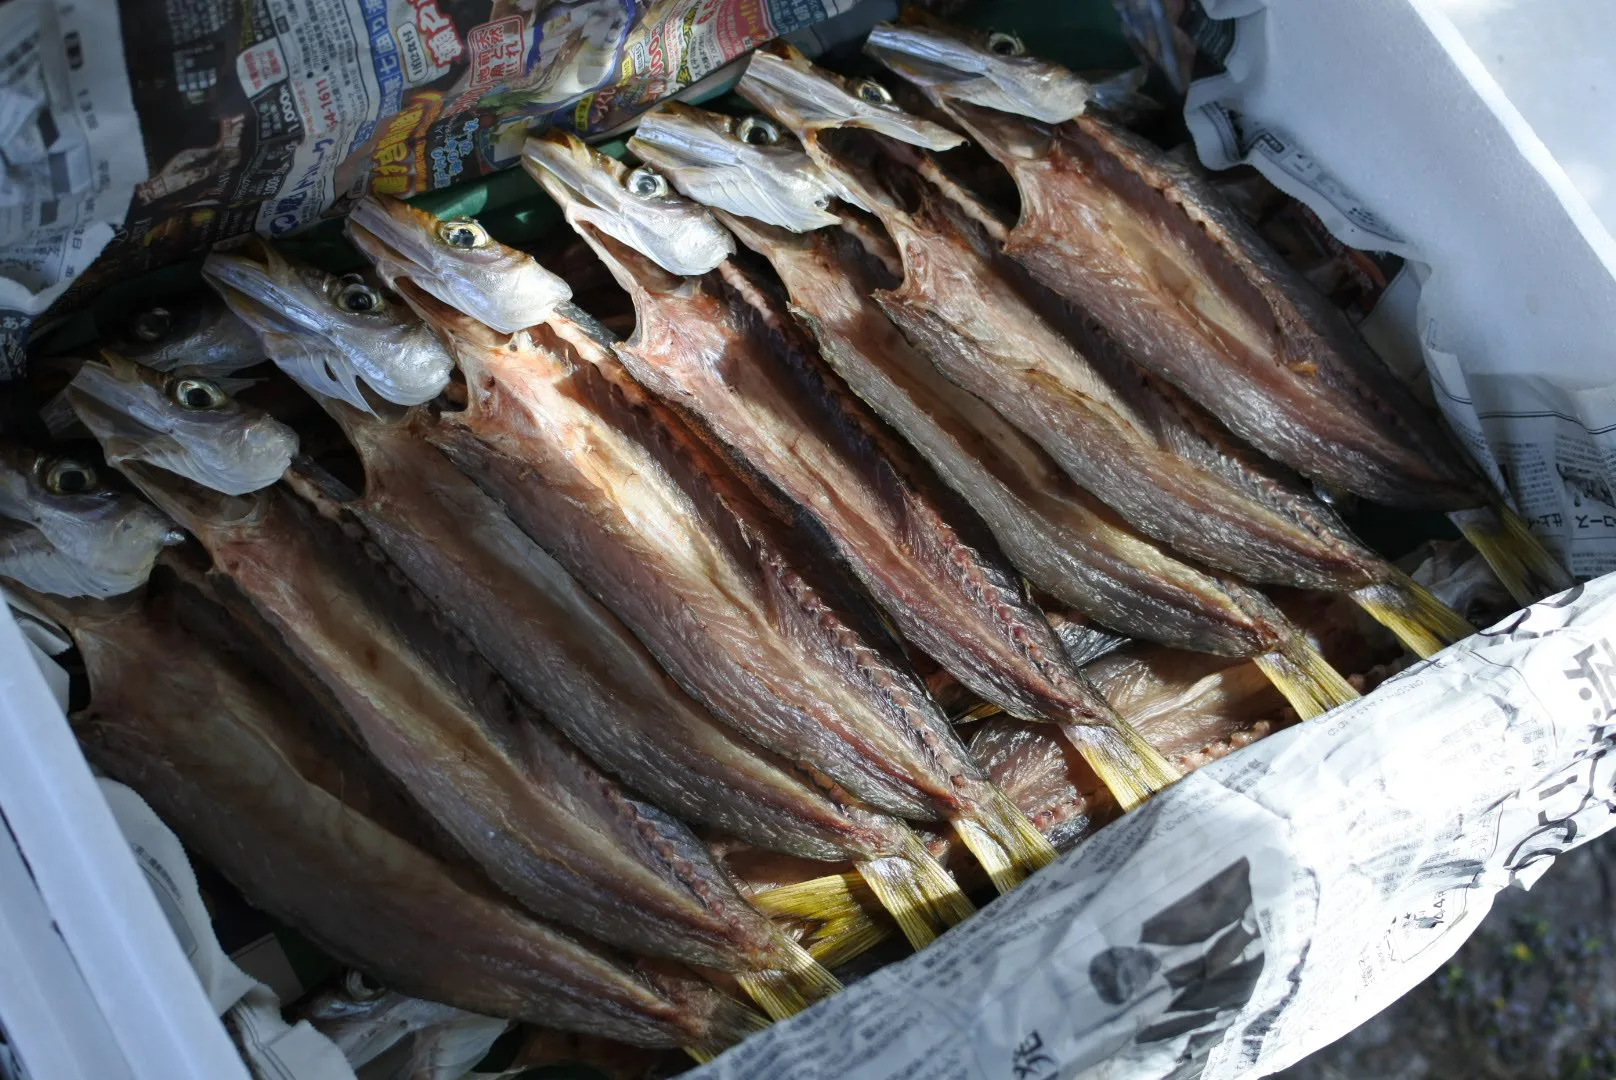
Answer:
[692,574,1616,1080]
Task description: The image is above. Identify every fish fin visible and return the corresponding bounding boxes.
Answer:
[1254,639,1360,720]
[951,814,1026,893]
[951,700,1003,723]
[853,831,974,951]
[855,856,939,950]
[1351,574,1475,658]
[901,829,976,928]
[804,910,894,969]
[952,785,1059,894]
[1060,720,1181,812]
[685,1008,770,1063]
[734,938,842,1020]
[1451,505,1573,608]
[751,872,864,921]
[752,872,898,967]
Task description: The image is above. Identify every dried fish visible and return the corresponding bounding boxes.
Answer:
[865,16,1570,607]
[738,43,1474,659]
[28,582,762,1053]
[629,101,1357,720]
[345,195,1047,896]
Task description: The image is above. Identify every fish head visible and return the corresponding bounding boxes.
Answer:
[864,18,1095,126]
[626,102,844,233]
[66,353,298,496]
[201,238,453,413]
[0,441,182,597]
[736,41,965,152]
[345,195,571,335]
[523,129,736,279]
[106,294,267,374]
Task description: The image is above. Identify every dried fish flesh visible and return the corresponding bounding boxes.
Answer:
[529,129,1177,820]
[31,582,762,1053]
[738,43,1473,658]
[865,17,1570,607]
[628,101,1356,720]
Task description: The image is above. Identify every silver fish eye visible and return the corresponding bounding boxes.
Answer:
[854,78,893,106]
[131,306,173,342]
[335,277,383,314]
[736,115,780,146]
[437,217,489,250]
[986,31,1026,57]
[168,376,228,411]
[42,456,99,495]
[626,166,669,199]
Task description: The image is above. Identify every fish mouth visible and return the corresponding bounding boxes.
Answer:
[202,239,331,343]
[203,239,453,412]
[864,20,1094,125]
[522,129,735,278]
[66,359,298,496]
[117,459,266,539]
[346,195,571,335]
[626,103,844,233]
[736,41,965,151]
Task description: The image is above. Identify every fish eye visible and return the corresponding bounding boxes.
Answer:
[42,457,99,495]
[168,376,229,410]
[854,78,893,106]
[736,115,780,146]
[131,306,173,342]
[986,31,1026,57]
[335,277,383,314]
[626,166,670,199]
[437,217,489,250]
[343,969,386,1001]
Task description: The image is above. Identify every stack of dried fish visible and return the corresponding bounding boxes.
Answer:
[0,10,1570,1072]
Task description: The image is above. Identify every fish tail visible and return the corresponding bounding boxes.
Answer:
[900,829,977,928]
[1254,638,1361,720]
[951,784,1059,893]
[736,937,843,1020]
[855,855,940,950]
[752,872,895,967]
[1451,505,1573,608]
[1351,573,1475,658]
[1059,719,1182,812]
[684,999,771,1061]
[802,906,893,969]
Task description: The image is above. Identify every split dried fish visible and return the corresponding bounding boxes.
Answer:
[629,101,1357,721]
[865,16,1570,607]
[738,43,1474,659]
[30,581,762,1053]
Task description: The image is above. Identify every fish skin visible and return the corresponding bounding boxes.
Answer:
[39,584,759,1052]
[301,402,914,864]
[0,440,181,598]
[66,355,298,496]
[411,293,972,823]
[559,199,1134,741]
[868,20,1491,511]
[351,199,986,822]
[750,100,1392,590]
[201,239,453,412]
[712,190,1304,661]
[104,293,266,374]
[348,196,572,334]
[111,461,800,977]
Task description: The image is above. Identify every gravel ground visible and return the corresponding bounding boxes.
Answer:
[1277,836,1616,1080]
